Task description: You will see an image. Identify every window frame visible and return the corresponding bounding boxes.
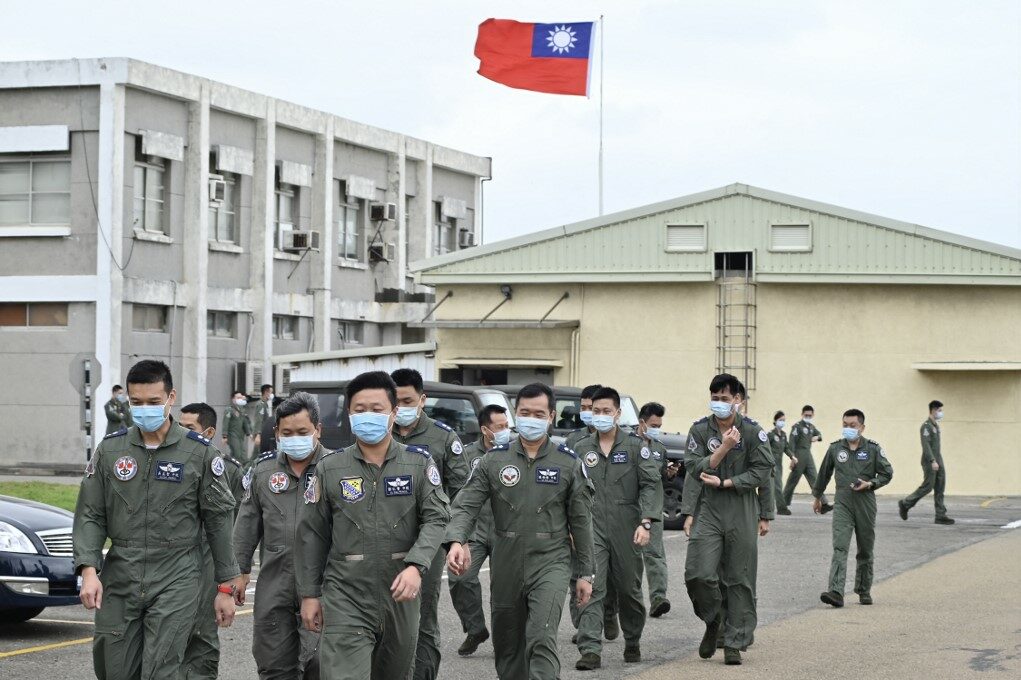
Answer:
[206,310,238,339]
[433,201,455,256]
[664,223,708,253]
[0,302,69,328]
[0,155,72,227]
[335,180,363,262]
[338,320,363,345]
[275,182,296,250]
[768,222,813,253]
[133,154,167,234]
[208,172,240,244]
[131,304,168,333]
[272,314,298,340]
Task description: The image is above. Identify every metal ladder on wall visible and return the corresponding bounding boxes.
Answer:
[716,258,757,392]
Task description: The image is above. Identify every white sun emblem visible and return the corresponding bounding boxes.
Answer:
[547,25,578,54]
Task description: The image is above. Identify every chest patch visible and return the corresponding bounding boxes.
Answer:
[499,465,521,487]
[114,456,137,481]
[154,460,184,483]
[687,438,698,453]
[303,475,320,504]
[269,471,289,493]
[211,456,225,477]
[640,446,651,460]
[242,468,253,490]
[652,449,662,460]
[837,450,849,463]
[584,451,599,468]
[303,470,316,491]
[536,466,560,485]
[856,450,870,461]
[384,475,414,496]
[707,437,722,453]
[340,476,364,503]
[803,427,810,435]
[611,451,628,464]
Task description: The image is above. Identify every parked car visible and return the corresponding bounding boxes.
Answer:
[0,495,80,623]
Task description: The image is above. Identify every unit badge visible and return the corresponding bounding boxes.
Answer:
[640,447,651,460]
[499,465,521,487]
[269,471,289,493]
[84,459,95,478]
[427,464,441,487]
[837,450,849,463]
[114,456,138,481]
[471,457,482,471]
[211,456,225,477]
[242,468,253,490]
[340,476,365,503]
[758,430,768,443]
[584,451,599,468]
[707,437,722,453]
[451,440,463,455]
[303,475,320,504]
[687,438,698,453]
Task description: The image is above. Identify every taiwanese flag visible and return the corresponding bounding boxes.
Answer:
[475,19,596,96]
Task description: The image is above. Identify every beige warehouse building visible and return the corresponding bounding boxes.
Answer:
[410,184,1021,496]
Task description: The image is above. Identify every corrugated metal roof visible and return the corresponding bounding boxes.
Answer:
[412,184,1021,285]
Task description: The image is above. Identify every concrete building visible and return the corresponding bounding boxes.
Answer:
[0,58,489,465]
[411,184,1021,496]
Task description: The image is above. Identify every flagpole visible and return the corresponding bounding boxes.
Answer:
[598,14,604,216]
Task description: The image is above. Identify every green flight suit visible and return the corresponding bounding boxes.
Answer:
[391,415,469,680]
[104,397,132,435]
[183,450,244,680]
[447,439,494,637]
[782,419,829,507]
[295,440,449,680]
[641,436,669,606]
[574,428,663,656]
[813,437,894,596]
[223,405,253,464]
[445,438,595,680]
[566,423,609,629]
[683,413,773,650]
[768,427,792,513]
[565,426,595,451]
[901,419,948,519]
[234,447,325,679]
[73,421,240,680]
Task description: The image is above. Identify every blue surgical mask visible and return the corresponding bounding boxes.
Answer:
[131,401,169,433]
[775,420,786,430]
[842,427,860,441]
[492,428,511,448]
[116,394,128,403]
[645,427,662,439]
[803,416,813,424]
[591,414,616,433]
[394,406,420,427]
[278,435,315,460]
[350,412,392,444]
[935,411,944,421]
[709,401,735,419]
[579,410,594,426]
[515,416,550,442]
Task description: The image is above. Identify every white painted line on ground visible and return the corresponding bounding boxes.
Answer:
[1001,519,1021,529]
[32,619,94,626]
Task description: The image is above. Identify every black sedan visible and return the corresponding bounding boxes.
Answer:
[0,494,80,622]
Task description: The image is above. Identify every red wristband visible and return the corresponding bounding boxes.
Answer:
[217,584,235,595]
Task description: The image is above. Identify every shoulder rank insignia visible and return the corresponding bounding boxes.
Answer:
[557,444,577,458]
[693,416,708,425]
[406,445,431,457]
[491,443,510,451]
[104,428,128,439]
[434,420,454,432]
[256,451,277,465]
[186,430,211,446]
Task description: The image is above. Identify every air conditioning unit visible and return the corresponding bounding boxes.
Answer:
[282,230,321,252]
[234,361,264,395]
[370,202,397,222]
[274,364,293,396]
[208,174,226,205]
[368,241,397,263]
[458,229,476,248]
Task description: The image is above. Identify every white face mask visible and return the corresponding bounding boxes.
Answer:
[234,398,247,407]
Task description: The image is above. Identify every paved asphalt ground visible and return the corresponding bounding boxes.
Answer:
[1,495,1018,679]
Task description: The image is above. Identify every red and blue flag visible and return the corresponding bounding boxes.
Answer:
[474,19,596,96]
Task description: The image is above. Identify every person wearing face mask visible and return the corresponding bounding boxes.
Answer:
[105,384,134,435]
[388,368,470,680]
[447,404,512,657]
[565,384,603,451]
[572,387,662,671]
[899,400,954,525]
[682,373,774,666]
[782,405,833,514]
[250,383,275,453]
[295,371,450,680]
[445,382,595,680]
[73,360,242,680]
[234,392,325,679]
[636,401,673,619]
[769,411,793,516]
[222,390,254,465]
[812,409,894,607]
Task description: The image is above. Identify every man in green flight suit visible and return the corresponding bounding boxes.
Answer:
[565,383,602,451]
[573,387,662,671]
[782,405,833,514]
[813,409,894,607]
[389,368,470,680]
[899,400,954,525]
[222,390,253,464]
[296,371,450,680]
[446,382,595,680]
[104,384,133,435]
[73,360,242,680]
[235,392,324,679]
[768,411,793,515]
[636,401,674,619]
[179,402,245,680]
[447,404,511,657]
[250,383,275,453]
[683,373,774,666]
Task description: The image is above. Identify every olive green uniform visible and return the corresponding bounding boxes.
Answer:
[445,438,595,680]
[574,428,663,657]
[447,439,494,638]
[223,405,253,464]
[295,440,450,680]
[782,420,828,507]
[183,450,244,679]
[901,419,948,519]
[767,427,792,513]
[566,423,609,629]
[73,421,240,680]
[683,414,773,650]
[565,426,595,451]
[641,436,670,606]
[813,437,894,596]
[234,447,327,679]
[251,398,274,435]
[104,397,133,435]
[391,415,469,680]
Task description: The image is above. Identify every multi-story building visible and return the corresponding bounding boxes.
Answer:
[0,58,490,465]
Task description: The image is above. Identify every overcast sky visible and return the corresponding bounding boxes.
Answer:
[5,0,1019,248]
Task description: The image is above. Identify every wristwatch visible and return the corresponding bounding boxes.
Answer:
[578,574,595,584]
[639,520,652,531]
[216,583,236,596]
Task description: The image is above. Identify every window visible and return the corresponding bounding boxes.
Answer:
[206,310,238,338]
[769,223,812,252]
[275,182,296,249]
[433,201,455,255]
[424,396,481,441]
[0,302,68,327]
[209,172,239,244]
[133,151,166,233]
[338,320,363,345]
[665,224,707,252]
[0,157,71,226]
[335,180,362,260]
[132,304,167,332]
[272,315,298,340]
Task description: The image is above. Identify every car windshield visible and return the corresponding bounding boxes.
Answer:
[555,396,582,430]
[477,391,515,427]
[425,396,481,441]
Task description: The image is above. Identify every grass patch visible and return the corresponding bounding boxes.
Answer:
[0,481,80,513]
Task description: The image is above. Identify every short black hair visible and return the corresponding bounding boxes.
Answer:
[276,391,321,426]
[639,401,665,421]
[126,359,173,392]
[708,373,741,397]
[181,402,217,430]
[347,371,398,410]
[516,382,554,411]
[231,390,245,399]
[802,405,815,414]
[843,408,865,424]
[391,368,424,394]
[580,384,603,401]
[929,400,943,411]
[773,410,785,422]
[735,380,747,399]
[591,387,620,409]
[261,384,274,394]
[112,384,123,392]
[478,404,508,428]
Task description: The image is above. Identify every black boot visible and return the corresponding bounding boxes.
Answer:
[820,590,844,608]
[457,628,490,656]
[699,612,723,659]
[575,652,601,670]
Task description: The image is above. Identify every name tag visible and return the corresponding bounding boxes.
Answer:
[856,451,869,461]
[611,451,628,464]
[384,475,413,497]
[536,466,560,485]
[154,460,184,483]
